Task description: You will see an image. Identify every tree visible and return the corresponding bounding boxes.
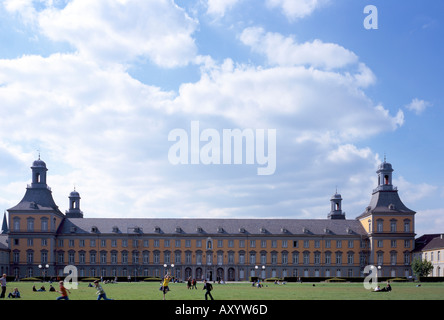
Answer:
[411,258,434,279]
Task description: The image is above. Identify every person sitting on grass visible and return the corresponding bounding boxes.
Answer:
[7,288,20,298]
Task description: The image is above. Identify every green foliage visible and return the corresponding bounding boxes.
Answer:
[19,277,41,282]
[325,277,346,283]
[412,258,434,278]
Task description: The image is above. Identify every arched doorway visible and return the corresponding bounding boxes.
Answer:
[216,268,224,282]
[228,267,235,281]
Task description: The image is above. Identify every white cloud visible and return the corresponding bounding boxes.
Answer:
[240,27,360,71]
[405,98,431,115]
[6,0,199,68]
[206,0,241,17]
[266,0,328,20]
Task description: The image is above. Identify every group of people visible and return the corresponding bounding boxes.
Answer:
[161,274,214,300]
[374,282,392,292]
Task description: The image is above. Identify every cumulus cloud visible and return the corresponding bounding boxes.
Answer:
[240,27,364,72]
[5,0,199,68]
[266,0,328,20]
[206,0,241,17]
[405,98,431,115]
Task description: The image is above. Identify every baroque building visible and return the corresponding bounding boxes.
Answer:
[5,158,416,281]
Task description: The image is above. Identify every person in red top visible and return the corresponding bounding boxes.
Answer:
[56,281,71,300]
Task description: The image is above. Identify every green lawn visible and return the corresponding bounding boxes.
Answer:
[4,281,444,300]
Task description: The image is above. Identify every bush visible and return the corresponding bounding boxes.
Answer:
[325,277,346,283]
[20,277,41,282]
[80,277,100,282]
[143,277,162,282]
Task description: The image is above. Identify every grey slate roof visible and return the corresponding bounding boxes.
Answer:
[7,186,63,215]
[59,217,367,237]
[357,190,415,219]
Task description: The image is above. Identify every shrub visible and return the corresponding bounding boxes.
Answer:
[20,277,41,282]
[143,277,162,282]
[325,277,346,283]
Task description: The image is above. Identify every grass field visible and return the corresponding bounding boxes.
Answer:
[3,281,444,300]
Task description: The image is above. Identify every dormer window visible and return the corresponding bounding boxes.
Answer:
[196,227,203,233]
[112,226,119,233]
[91,226,98,233]
[154,226,161,233]
[239,227,246,233]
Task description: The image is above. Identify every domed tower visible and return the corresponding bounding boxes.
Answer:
[31,157,48,188]
[357,158,416,277]
[328,191,345,219]
[7,158,65,278]
[65,189,84,218]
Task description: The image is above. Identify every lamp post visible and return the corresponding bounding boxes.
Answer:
[262,265,266,280]
[38,264,49,282]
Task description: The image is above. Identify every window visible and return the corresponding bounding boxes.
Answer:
[69,252,75,264]
[27,218,34,232]
[314,252,320,264]
[404,220,410,232]
[347,253,354,265]
[336,240,342,248]
[13,218,20,231]
[101,252,107,264]
[335,252,342,265]
[261,253,267,264]
[303,252,310,264]
[377,220,383,232]
[292,252,299,264]
[325,252,331,264]
[390,220,397,232]
[41,219,48,231]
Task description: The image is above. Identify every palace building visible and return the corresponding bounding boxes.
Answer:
[4,158,416,281]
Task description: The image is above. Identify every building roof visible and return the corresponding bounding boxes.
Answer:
[58,217,367,237]
[0,234,9,251]
[357,190,415,219]
[414,234,444,252]
[7,186,63,215]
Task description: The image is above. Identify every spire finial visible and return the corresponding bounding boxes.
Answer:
[384,152,386,162]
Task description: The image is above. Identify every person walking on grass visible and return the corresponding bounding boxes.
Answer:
[94,280,113,300]
[203,279,214,300]
[56,281,71,300]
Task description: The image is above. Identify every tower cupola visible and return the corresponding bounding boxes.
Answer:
[375,157,394,192]
[31,156,48,188]
[65,188,83,218]
[328,191,345,219]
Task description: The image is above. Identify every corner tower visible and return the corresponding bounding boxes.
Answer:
[357,159,416,278]
[7,158,65,278]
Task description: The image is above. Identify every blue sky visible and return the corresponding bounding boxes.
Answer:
[0,0,442,237]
